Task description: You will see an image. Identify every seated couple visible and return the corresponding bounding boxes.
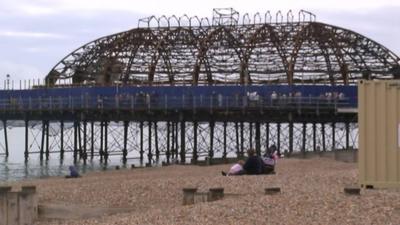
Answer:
[222,149,278,176]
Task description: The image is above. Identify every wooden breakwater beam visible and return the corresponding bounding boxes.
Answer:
[344,187,360,195]
[182,187,225,205]
[0,185,38,225]
[182,188,198,205]
[207,188,224,202]
[0,186,12,225]
[20,186,38,224]
[265,187,281,195]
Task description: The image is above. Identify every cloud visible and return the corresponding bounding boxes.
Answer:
[18,4,58,16]
[2,0,400,17]
[0,0,398,82]
[0,30,68,39]
[23,47,48,53]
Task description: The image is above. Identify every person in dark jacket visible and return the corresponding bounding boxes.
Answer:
[242,149,263,175]
[65,165,80,178]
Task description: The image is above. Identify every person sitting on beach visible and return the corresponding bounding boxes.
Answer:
[262,150,278,174]
[65,165,80,178]
[222,149,263,176]
[242,149,263,175]
[221,160,245,176]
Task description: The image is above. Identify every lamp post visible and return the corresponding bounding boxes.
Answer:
[6,74,10,90]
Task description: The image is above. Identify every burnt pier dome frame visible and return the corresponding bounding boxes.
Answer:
[46,9,400,86]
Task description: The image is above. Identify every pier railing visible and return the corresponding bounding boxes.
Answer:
[0,95,351,113]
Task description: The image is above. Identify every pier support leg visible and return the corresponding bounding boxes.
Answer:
[40,121,45,161]
[60,121,64,161]
[123,121,128,164]
[322,123,326,151]
[180,121,186,164]
[148,121,152,165]
[277,123,281,155]
[171,122,175,160]
[83,121,87,162]
[90,121,94,160]
[332,122,336,151]
[166,121,171,164]
[313,122,317,152]
[155,122,159,163]
[78,122,82,159]
[45,121,49,160]
[100,121,104,163]
[25,120,29,161]
[240,122,244,156]
[255,122,261,156]
[3,120,8,157]
[289,122,293,154]
[235,122,240,158]
[249,122,253,150]
[223,121,227,159]
[266,122,270,155]
[104,121,108,163]
[140,121,144,164]
[175,122,179,159]
[193,122,198,164]
[209,121,214,160]
[73,121,78,163]
[302,123,307,154]
[346,122,350,150]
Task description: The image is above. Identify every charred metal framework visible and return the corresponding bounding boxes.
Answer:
[46,9,400,86]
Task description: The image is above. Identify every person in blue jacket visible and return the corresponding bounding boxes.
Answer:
[65,165,80,178]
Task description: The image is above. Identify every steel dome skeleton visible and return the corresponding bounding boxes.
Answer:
[46,9,400,86]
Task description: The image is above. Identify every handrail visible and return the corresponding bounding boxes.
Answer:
[0,95,352,113]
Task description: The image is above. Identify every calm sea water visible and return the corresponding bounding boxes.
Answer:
[0,125,146,181]
[0,155,143,181]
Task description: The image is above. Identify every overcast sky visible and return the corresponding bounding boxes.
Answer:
[0,0,399,81]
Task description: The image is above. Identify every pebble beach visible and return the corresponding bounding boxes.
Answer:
[2,157,400,225]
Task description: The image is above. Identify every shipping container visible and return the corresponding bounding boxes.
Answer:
[359,80,400,188]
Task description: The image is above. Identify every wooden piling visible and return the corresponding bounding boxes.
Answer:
[182,188,197,205]
[19,186,38,224]
[344,187,360,195]
[0,186,12,225]
[6,192,19,225]
[265,187,281,195]
[207,188,224,202]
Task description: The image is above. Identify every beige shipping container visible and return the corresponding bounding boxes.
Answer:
[358,80,400,188]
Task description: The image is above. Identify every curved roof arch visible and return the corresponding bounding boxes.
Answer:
[46,17,400,86]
